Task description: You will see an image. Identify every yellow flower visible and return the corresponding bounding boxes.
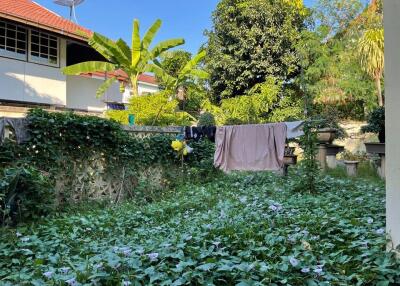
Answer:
[171,140,183,151]
[183,148,188,156]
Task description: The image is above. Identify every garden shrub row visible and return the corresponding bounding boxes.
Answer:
[0,109,216,225]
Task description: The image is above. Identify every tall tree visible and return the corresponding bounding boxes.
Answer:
[314,0,365,38]
[358,28,384,106]
[63,19,184,97]
[205,0,307,100]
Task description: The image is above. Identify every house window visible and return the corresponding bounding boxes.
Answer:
[0,21,27,60]
[107,103,126,110]
[29,30,59,67]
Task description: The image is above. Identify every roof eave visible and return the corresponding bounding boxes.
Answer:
[0,12,90,42]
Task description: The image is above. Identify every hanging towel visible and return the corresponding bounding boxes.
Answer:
[285,121,304,139]
[214,123,287,172]
[0,117,30,144]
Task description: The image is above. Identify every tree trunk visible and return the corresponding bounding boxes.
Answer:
[375,76,384,106]
[130,76,139,97]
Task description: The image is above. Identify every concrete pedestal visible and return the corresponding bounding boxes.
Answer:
[378,154,386,179]
[345,161,359,177]
[326,155,338,169]
[317,144,327,170]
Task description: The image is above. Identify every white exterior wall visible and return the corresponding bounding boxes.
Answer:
[0,32,159,112]
[0,38,67,105]
[66,75,122,112]
[122,82,159,104]
[138,82,159,96]
[384,0,400,250]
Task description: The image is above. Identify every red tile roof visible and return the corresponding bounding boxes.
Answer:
[0,0,91,40]
[0,0,158,86]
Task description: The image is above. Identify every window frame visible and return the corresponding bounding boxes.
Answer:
[0,19,61,68]
[0,20,28,61]
[28,29,60,68]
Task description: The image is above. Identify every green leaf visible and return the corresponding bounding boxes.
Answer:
[151,39,185,59]
[96,77,117,98]
[116,38,132,62]
[142,19,162,51]
[132,19,141,67]
[62,61,115,75]
[180,50,206,76]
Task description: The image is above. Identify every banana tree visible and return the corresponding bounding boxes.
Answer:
[62,19,184,98]
[150,50,209,124]
[151,50,209,100]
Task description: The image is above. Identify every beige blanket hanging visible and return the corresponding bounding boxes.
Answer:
[214,123,287,172]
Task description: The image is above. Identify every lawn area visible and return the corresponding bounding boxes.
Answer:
[1,172,399,285]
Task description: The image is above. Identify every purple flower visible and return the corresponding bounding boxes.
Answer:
[122,281,132,286]
[66,278,77,286]
[367,218,374,224]
[269,205,278,211]
[94,263,103,270]
[147,252,159,262]
[314,268,323,275]
[301,267,310,273]
[43,271,53,278]
[376,228,385,235]
[269,202,282,212]
[60,267,70,274]
[289,257,299,267]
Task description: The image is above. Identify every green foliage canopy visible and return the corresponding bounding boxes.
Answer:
[205,0,307,99]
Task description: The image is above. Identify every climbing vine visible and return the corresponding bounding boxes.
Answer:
[0,109,216,224]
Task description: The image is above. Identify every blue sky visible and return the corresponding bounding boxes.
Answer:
[35,0,317,54]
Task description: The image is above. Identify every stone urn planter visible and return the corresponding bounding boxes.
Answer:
[344,160,359,177]
[316,128,337,144]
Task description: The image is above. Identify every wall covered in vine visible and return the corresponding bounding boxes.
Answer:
[0,109,216,225]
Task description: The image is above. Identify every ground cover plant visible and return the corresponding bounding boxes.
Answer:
[0,172,399,285]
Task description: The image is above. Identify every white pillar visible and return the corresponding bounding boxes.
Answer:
[384,0,400,249]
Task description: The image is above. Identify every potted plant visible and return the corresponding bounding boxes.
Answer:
[362,107,385,143]
[338,151,365,177]
[313,112,346,144]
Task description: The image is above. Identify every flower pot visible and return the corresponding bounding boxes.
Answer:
[344,160,359,177]
[364,143,385,155]
[316,128,337,144]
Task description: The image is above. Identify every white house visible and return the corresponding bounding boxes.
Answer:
[0,0,159,117]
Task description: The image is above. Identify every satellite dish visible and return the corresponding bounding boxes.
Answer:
[54,0,85,23]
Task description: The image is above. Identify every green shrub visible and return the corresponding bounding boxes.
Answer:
[107,92,195,126]
[0,166,54,226]
[362,106,385,142]
[197,112,216,126]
